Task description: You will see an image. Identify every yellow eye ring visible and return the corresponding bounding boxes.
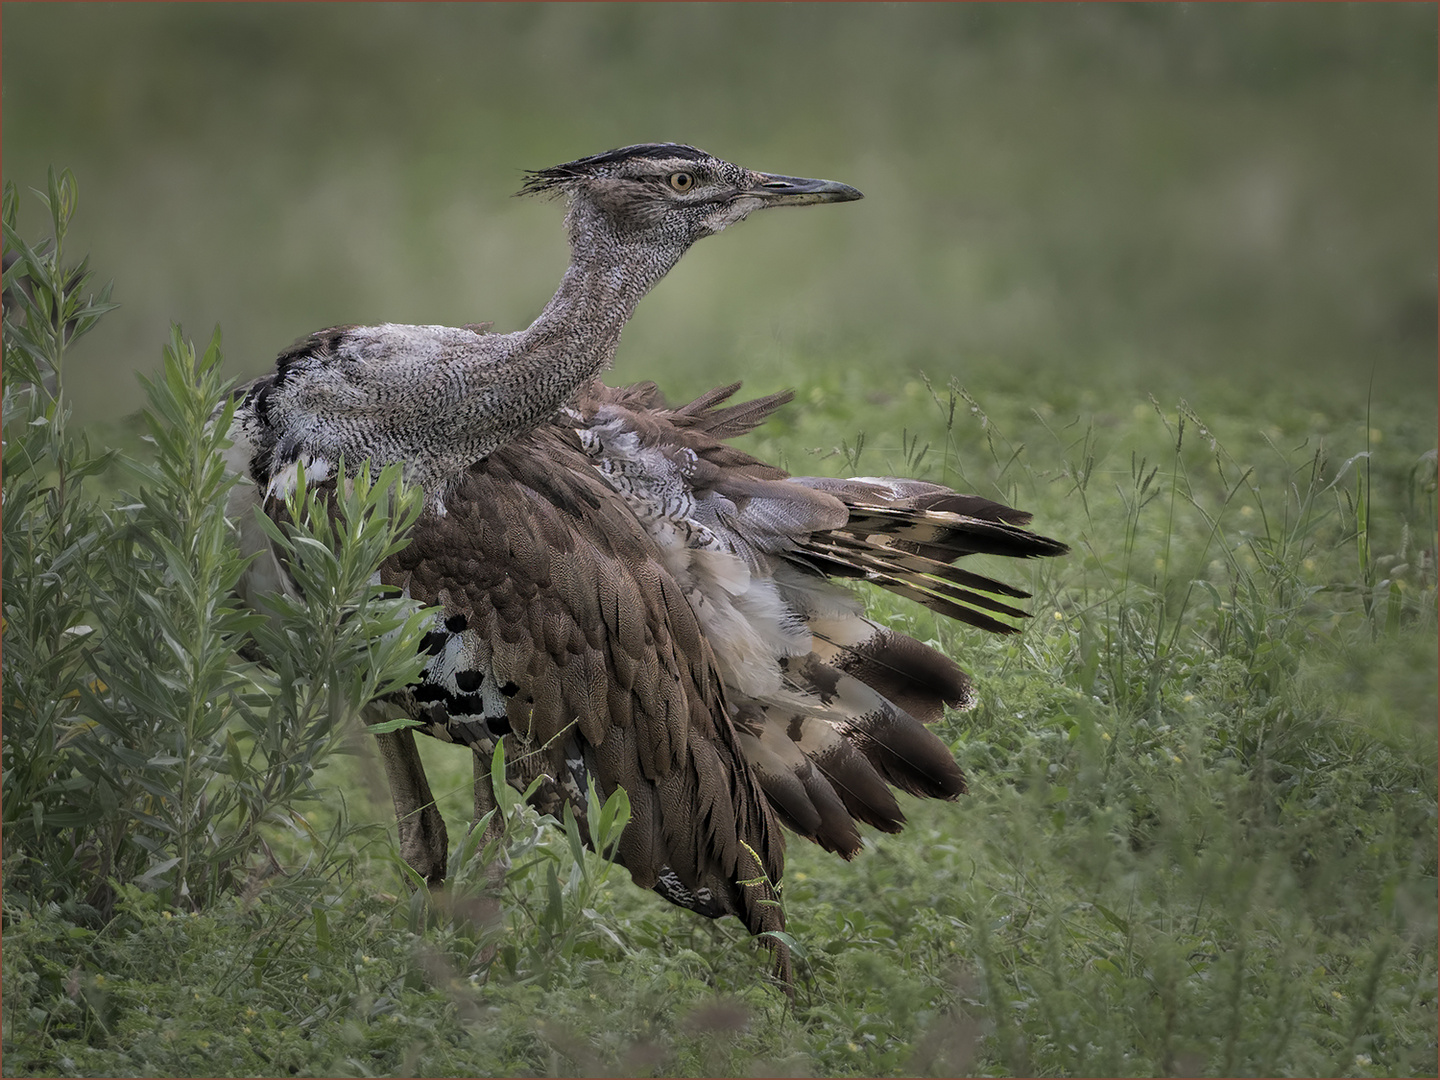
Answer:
[668,172,695,193]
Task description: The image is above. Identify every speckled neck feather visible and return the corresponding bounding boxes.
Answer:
[229,195,696,503]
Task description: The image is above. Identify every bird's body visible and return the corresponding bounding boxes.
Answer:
[225,144,1066,981]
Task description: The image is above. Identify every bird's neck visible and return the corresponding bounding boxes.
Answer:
[509,207,689,403]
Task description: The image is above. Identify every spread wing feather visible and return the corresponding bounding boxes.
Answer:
[263,423,786,947]
[570,381,1067,862]
[244,373,1065,984]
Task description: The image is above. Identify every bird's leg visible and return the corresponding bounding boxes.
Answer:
[373,728,448,887]
[464,746,510,973]
[470,746,509,878]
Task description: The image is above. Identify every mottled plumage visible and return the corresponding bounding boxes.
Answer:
[225,144,1066,987]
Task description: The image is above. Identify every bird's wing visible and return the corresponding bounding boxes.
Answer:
[263,423,786,941]
[569,381,1068,859]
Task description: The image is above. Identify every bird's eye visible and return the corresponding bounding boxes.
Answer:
[668,172,695,193]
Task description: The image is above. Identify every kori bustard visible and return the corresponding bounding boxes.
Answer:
[225,143,1067,983]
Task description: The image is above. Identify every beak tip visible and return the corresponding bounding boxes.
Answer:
[750,174,866,206]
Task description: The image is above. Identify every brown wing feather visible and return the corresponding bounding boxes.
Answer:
[400,429,781,931]
[566,382,1066,874]
[267,426,786,948]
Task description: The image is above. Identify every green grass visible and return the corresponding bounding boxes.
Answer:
[3,5,1437,1077]
[10,349,1432,1076]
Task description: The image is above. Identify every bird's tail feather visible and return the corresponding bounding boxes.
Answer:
[733,620,970,859]
[724,471,1068,857]
[784,476,1068,633]
[807,616,974,724]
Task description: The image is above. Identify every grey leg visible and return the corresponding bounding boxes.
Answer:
[471,746,507,864]
[465,747,510,971]
[374,727,448,886]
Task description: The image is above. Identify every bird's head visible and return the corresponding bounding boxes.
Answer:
[518,143,862,247]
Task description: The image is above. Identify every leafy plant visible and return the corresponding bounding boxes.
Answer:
[3,167,1433,1078]
[408,740,636,989]
[2,176,432,916]
[3,169,124,911]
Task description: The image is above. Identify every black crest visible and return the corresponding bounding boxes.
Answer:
[517,143,709,197]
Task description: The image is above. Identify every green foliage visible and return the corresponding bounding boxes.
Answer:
[2,181,431,919]
[3,169,127,911]
[487,742,635,981]
[784,375,1438,1077]
[402,741,637,995]
[3,169,1434,1077]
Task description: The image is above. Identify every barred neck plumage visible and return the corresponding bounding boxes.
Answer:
[233,143,862,498]
[504,198,692,415]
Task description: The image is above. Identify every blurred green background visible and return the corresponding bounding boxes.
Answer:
[4,11,1437,1074]
[3,2,1436,430]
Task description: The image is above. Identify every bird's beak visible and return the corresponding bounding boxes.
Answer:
[745,172,864,206]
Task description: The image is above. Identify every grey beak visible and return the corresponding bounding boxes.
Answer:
[746,172,864,205]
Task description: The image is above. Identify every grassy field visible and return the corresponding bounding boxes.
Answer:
[3,5,1437,1077]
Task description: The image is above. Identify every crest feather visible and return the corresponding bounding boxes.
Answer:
[517,143,709,197]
